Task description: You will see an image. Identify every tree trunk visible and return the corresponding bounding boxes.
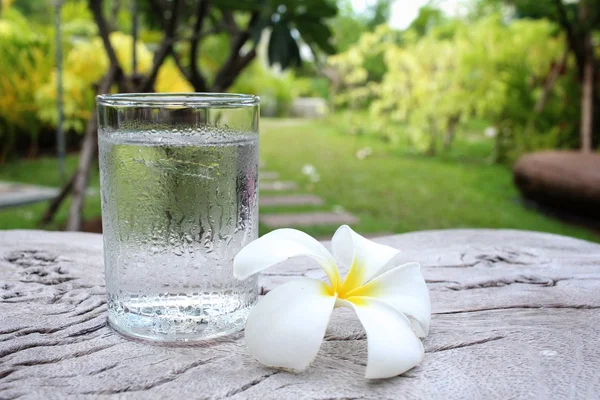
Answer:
[65,112,98,231]
[427,118,438,156]
[40,173,76,226]
[580,41,593,152]
[523,48,568,149]
[0,125,15,165]
[443,114,461,151]
[110,0,119,31]
[534,49,568,115]
[27,128,39,159]
[65,66,119,231]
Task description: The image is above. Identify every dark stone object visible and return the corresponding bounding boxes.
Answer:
[514,151,600,218]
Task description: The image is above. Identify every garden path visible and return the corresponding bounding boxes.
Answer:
[0,182,58,209]
[258,167,359,231]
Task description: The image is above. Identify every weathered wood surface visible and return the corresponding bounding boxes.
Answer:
[1,229,599,399]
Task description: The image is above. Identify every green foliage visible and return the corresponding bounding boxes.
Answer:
[0,7,53,159]
[230,61,298,116]
[455,16,571,160]
[363,0,392,29]
[61,0,97,38]
[9,0,52,24]
[330,13,577,161]
[406,5,446,37]
[0,0,339,163]
[329,6,364,52]
[372,34,466,152]
[330,0,394,52]
[328,24,398,108]
[140,0,337,69]
[269,21,302,69]
[35,31,194,135]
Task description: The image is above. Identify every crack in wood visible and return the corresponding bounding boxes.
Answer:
[18,276,76,286]
[426,335,506,353]
[326,354,367,367]
[81,356,226,395]
[219,371,281,398]
[89,362,119,376]
[0,292,26,301]
[5,250,58,266]
[67,323,106,338]
[324,333,367,341]
[434,305,600,315]
[429,249,549,269]
[72,294,93,307]
[0,298,31,304]
[13,327,64,336]
[12,357,62,367]
[71,343,118,359]
[69,301,106,317]
[446,276,557,291]
[10,343,117,368]
[320,397,368,400]
[47,289,67,304]
[0,328,21,335]
[0,340,63,359]
[274,382,304,391]
[0,369,16,379]
[43,309,74,316]
[2,315,107,349]
[426,279,460,284]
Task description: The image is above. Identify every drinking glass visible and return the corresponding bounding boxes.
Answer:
[97,93,259,342]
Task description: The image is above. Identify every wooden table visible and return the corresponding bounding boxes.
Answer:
[1,229,599,399]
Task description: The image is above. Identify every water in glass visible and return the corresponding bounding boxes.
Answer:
[99,127,258,341]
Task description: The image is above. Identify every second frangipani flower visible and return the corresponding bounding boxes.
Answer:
[233,225,431,379]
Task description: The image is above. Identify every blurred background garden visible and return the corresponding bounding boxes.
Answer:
[0,0,599,241]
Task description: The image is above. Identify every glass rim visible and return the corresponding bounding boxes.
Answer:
[96,92,259,108]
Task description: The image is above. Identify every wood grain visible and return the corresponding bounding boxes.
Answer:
[1,229,599,399]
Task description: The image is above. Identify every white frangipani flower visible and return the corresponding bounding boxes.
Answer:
[233,225,431,379]
[301,164,317,176]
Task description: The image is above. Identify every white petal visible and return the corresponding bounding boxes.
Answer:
[245,278,336,371]
[234,228,340,287]
[347,262,431,337]
[338,298,424,379]
[332,225,400,290]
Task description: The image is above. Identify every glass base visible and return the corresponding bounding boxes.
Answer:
[107,305,251,343]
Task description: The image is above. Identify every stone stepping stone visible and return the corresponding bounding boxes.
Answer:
[259,171,279,180]
[259,181,298,191]
[0,182,58,209]
[260,194,324,207]
[261,211,359,228]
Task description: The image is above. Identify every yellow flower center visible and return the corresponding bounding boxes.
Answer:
[325,260,376,301]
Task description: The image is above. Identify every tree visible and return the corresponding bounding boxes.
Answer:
[44,0,338,231]
[407,5,446,37]
[484,0,600,152]
[364,0,392,29]
[331,14,571,160]
[330,0,393,52]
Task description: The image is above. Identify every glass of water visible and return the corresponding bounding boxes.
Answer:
[97,93,259,342]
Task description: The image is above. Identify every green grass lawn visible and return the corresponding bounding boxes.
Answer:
[0,116,597,243]
[0,155,102,230]
[259,115,598,242]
